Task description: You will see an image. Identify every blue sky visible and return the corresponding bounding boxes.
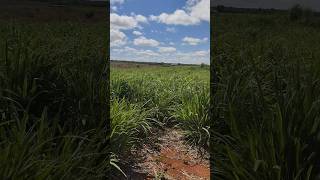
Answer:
[110,0,210,64]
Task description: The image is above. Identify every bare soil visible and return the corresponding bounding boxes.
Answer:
[119,128,210,180]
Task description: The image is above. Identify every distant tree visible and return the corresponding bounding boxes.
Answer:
[200,63,206,68]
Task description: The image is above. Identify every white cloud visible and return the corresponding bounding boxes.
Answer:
[149,0,209,26]
[150,10,200,26]
[110,13,147,30]
[112,46,159,57]
[178,50,209,57]
[158,47,176,53]
[182,36,208,45]
[186,0,198,7]
[111,6,118,12]
[129,13,148,23]
[174,50,210,64]
[112,48,210,64]
[193,50,210,57]
[110,13,137,30]
[110,0,124,4]
[110,29,127,47]
[124,46,137,52]
[112,46,136,53]
[187,0,210,22]
[136,49,159,57]
[110,0,210,64]
[133,36,160,47]
[166,27,176,33]
[133,31,143,36]
[111,48,123,53]
[135,14,148,23]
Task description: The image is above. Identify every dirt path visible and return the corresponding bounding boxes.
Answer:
[122,128,210,180]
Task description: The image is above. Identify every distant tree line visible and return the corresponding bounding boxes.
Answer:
[27,0,107,6]
[212,5,279,14]
[212,4,320,26]
[212,4,319,17]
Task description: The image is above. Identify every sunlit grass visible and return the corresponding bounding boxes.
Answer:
[110,65,210,176]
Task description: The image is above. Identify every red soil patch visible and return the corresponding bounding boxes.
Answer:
[123,128,210,180]
[154,148,210,179]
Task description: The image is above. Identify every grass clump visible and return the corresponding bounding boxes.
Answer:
[212,12,320,179]
[0,21,109,179]
[110,98,151,154]
[172,86,210,149]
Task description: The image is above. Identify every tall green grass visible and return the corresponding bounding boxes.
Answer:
[110,66,210,176]
[172,85,210,148]
[212,12,320,179]
[0,21,108,179]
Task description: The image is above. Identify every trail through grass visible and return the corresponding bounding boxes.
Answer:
[110,65,210,178]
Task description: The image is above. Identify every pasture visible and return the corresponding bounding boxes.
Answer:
[212,11,320,180]
[0,4,108,179]
[110,63,210,179]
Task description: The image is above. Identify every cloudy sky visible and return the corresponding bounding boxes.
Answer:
[211,0,320,11]
[110,0,210,64]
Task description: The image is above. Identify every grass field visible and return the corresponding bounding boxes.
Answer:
[212,10,320,179]
[110,64,210,178]
[0,4,109,178]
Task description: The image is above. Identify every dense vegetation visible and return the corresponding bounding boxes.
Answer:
[0,21,108,179]
[212,11,320,179]
[110,66,210,177]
